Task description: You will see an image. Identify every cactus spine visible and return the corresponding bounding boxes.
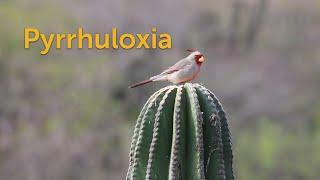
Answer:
[127,83,235,180]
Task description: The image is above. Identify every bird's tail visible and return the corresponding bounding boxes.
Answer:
[128,79,153,88]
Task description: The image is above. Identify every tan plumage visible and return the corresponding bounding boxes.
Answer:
[129,49,205,88]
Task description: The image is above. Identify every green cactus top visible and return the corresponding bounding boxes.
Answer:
[127,83,234,180]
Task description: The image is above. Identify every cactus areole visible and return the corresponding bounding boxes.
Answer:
[126,83,235,180]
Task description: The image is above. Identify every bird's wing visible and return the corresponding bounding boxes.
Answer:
[149,59,191,81]
[160,59,191,75]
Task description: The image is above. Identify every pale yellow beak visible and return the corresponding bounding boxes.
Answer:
[198,56,205,62]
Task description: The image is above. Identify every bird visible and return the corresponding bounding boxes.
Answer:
[129,48,205,88]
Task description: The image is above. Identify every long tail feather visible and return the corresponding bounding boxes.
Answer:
[129,79,153,88]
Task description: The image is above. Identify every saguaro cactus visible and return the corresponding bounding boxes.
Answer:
[127,83,234,180]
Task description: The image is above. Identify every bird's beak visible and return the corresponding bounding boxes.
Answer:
[198,56,205,62]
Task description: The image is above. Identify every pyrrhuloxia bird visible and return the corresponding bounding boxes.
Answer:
[129,49,205,88]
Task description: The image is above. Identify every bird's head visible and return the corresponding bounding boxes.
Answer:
[186,48,205,64]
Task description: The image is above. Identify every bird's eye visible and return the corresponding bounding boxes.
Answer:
[195,55,202,59]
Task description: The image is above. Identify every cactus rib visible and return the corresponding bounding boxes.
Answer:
[195,84,235,180]
[146,87,177,180]
[195,85,226,180]
[127,87,171,179]
[169,86,187,180]
[185,83,205,180]
[131,87,174,180]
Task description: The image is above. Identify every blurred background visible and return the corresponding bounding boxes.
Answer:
[1,0,320,179]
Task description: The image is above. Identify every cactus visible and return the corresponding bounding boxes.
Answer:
[127,83,234,180]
